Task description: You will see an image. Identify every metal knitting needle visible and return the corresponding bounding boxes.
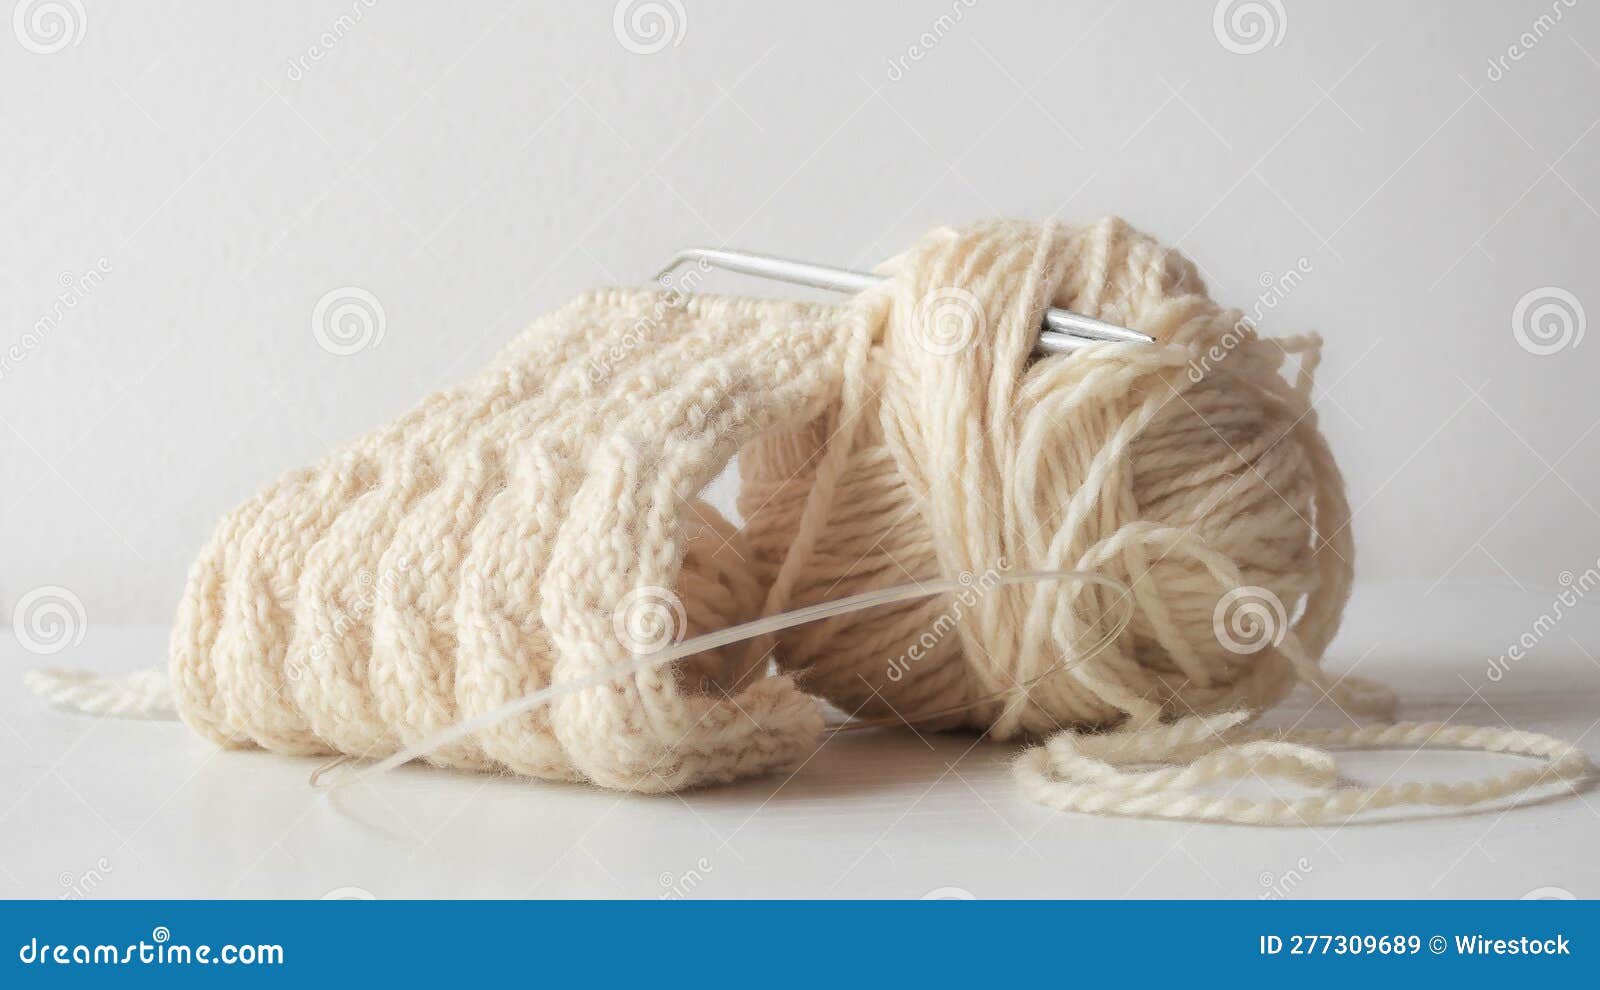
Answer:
[653,247,1154,355]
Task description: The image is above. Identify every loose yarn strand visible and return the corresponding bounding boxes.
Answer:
[1014,713,1589,826]
[23,668,175,720]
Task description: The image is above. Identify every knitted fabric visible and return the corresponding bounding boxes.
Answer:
[172,290,860,791]
[42,218,1582,822]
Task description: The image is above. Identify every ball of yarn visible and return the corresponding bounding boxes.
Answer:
[739,218,1352,740]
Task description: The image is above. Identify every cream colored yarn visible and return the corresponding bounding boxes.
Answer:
[30,218,1589,822]
[741,218,1341,734]
[171,290,861,791]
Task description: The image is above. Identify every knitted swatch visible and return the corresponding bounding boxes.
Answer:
[33,218,1588,823]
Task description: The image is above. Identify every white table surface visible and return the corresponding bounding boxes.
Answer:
[4,582,1597,900]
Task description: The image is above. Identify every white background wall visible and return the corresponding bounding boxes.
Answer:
[3,0,1597,627]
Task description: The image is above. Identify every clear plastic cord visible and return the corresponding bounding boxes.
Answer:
[313,568,1133,790]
